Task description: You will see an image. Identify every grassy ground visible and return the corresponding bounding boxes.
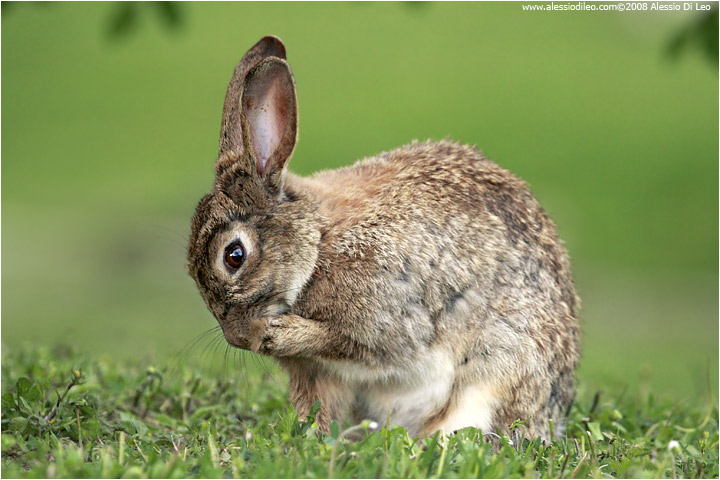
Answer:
[1,347,718,479]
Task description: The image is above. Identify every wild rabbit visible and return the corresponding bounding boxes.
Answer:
[187,36,581,439]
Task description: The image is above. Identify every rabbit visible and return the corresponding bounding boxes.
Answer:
[187,36,581,440]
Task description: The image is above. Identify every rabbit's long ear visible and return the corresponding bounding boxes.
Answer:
[219,36,286,157]
[240,57,298,191]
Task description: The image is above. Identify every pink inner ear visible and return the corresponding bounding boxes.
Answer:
[246,78,286,175]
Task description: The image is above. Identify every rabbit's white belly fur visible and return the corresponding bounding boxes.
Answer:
[324,347,498,436]
[433,383,498,433]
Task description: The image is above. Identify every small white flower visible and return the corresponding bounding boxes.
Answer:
[668,440,680,451]
[368,421,379,430]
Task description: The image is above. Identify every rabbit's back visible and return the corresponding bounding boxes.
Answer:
[290,140,578,328]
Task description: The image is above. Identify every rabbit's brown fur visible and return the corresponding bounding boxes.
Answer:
[187,36,580,440]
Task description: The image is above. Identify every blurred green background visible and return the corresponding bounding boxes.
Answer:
[2,2,717,402]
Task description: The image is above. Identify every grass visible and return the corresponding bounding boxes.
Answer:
[2,347,718,478]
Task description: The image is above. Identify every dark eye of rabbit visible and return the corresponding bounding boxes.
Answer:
[224,243,245,271]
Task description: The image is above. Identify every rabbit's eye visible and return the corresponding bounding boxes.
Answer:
[223,242,246,271]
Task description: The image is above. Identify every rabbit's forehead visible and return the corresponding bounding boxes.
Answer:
[210,221,257,253]
[192,193,245,237]
[188,193,238,268]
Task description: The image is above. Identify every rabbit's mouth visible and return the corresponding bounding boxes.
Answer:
[224,334,251,350]
[219,321,252,350]
[213,304,251,349]
[219,303,284,351]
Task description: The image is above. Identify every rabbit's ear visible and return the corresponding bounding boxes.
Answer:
[219,36,286,157]
[240,57,298,189]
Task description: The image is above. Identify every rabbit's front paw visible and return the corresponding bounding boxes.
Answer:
[252,314,320,357]
[258,317,289,355]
